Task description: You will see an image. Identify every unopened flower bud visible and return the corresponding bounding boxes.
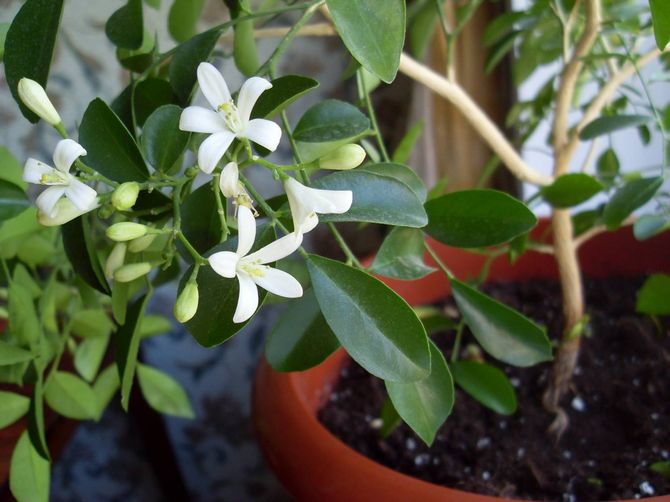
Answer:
[105,243,127,279]
[174,282,199,323]
[18,78,62,126]
[318,144,366,170]
[106,222,148,242]
[219,162,240,198]
[38,198,99,227]
[114,262,152,283]
[111,182,140,211]
[128,234,156,253]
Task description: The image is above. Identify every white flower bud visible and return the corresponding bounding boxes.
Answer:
[114,262,152,283]
[174,282,199,323]
[18,78,62,126]
[105,243,127,279]
[106,222,148,242]
[37,198,99,227]
[111,182,140,211]
[128,234,156,253]
[318,144,366,170]
[219,162,240,198]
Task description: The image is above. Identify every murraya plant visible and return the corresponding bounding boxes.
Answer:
[0,0,669,499]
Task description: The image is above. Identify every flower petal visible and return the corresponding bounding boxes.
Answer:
[35,186,66,217]
[236,205,256,257]
[179,106,227,134]
[253,267,303,299]
[240,119,281,151]
[197,62,231,110]
[236,77,272,125]
[233,273,259,323]
[53,139,86,173]
[38,198,98,227]
[300,212,319,234]
[245,232,303,265]
[23,158,56,185]
[209,251,239,278]
[65,178,98,211]
[197,130,236,174]
[219,162,240,198]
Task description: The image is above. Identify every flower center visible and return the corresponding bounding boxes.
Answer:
[40,169,69,185]
[217,101,242,133]
[239,260,268,278]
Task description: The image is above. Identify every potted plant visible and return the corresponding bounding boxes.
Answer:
[1,1,668,501]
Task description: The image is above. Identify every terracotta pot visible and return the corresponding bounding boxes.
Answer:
[252,221,670,501]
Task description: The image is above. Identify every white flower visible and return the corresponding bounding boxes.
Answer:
[37,197,100,227]
[209,205,303,323]
[179,63,282,174]
[219,161,241,198]
[23,139,97,218]
[18,78,62,126]
[284,177,353,236]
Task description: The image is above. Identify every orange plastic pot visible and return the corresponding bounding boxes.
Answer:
[252,221,670,501]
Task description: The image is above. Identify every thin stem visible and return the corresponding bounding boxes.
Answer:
[357,69,390,162]
[451,322,465,362]
[177,231,208,265]
[424,241,454,279]
[328,223,362,268]
[74,160,118,187]
[211,174,230,242]
[0,256,12,285]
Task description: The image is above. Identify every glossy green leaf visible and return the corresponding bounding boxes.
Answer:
[308,255,430,382]
[70,309,115,339]
[79,98,149,182]
[44,371,99,420]
[136,364,194,418]
[75,335,110,383]
[634,214,670,240]
[579,114,651,140]
[10,431,50,502]
[293,100,370,143]
[112,78,179,130]
[105,0,143,50]
[0,341,34,366]
[451,279,552,367]
[0,146,27,190]
[359,162,427,202]
[115,294,150,410]
[139,315,173,338]
[603,177,663,230]
[93,364,120,412]
[312,170,428,227]
[392,121,424,164]
[168,0,206,42]
[0,391,30,428]
[596,148,620,182]
[369,227,435,280]
[0,179,29,223]
[111,281,129,325]
[185,226,275,347]
[8,281,39,346]
[4,0,63,122]
[541,173,604,208]
[327,0,405,83]
[251,75,319,119]
[265,289,340,372]
[27,380,49,460]
[425,190,537,248]
[62,216,110,295]
[386,340,454,445]
[451,360,517,415]
[636,274,670,316]
[379,396,402,438]
[169,28,223,104]
[116,29,155,73]
[142,104,190,172]
[650,0,670,50]
[180,183,221,257]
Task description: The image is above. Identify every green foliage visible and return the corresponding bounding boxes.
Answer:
[105,0,144,50]
[179,183,223,257]
[44,371,99,420]
[169,28,223,104]
[579,114,651,141]
[293,100,370,143]
[142,105,191,172]
[0,391,30,428]
[359,162,427,202]
[251,75,319,119]
[230,0,260,76]
[115,294,150,410]
[169,0,206,43]
[0,341,34,366]
[451,361,517,415]
[62,216,110,295]
[541,173,604,208]
[0,180,29,223]
[137,364,194,418]
[392,121,424,165]
[636,274,670,315]
[369,227,435,280]
[10,431,50,502]
[649,0,670,50]
[603,177,663,230]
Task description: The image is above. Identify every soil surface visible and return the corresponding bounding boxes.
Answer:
[318,277,670,501]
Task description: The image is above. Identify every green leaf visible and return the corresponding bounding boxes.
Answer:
[93,364,120,413]
[10,431,50,502]
[0,23,9,61]
[180,183,221,257]
[70,309,115,339]
[105,0,144,50]
[603,177,663,230]
[251,75,319,119]
[136,364,194,418]
[308,255,430,382]
[265,289,340,372]
[115,294,150,410]
[142,104,190,172]
[293,100,370,143]
[392,121,424,164]
[79,98,149,182]
[185,225,275,347]
[634,214,670,241]
[369,227,435,280]
[8,282,40,346]
[425,190,537,248]
[451,280,552,367]
[0,179,30,223]
[0,341,34,366]
[168,0,206,42]
[451,360,517,415]
[386,340,454,445]
[312,170,428,228]
[169,28,222,104]
[0,391,30,428]
[62,216,110,295]
[74,335,110,383]
[327,0,405,83]
[359,162,427,202]
[27,380,49,460]
[44,371,99,420]
[139,315,173,338]
[116,29,155,73]
[379,396,402,438]
[596,148,620,182]
[579,114,651,140]
[636,274,670,316]
[111,281,129,325]
[4,0,63,122]
[650,0,670,50]
[651,460,670,478]
[0,146,28,190]
[541,173,604,208]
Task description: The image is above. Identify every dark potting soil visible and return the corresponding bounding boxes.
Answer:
[318,276,670,501]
